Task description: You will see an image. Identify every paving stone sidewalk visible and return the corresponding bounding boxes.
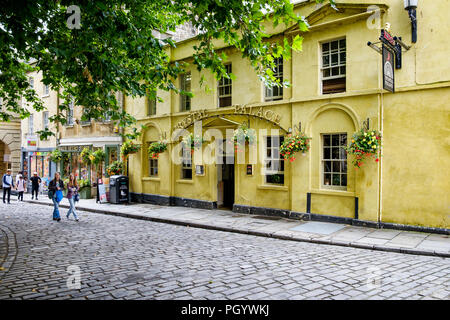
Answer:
[22,194,450,258]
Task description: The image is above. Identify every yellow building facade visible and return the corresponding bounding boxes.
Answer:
[125,0,450,231]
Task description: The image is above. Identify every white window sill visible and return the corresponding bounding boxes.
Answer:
[41,94,50,98]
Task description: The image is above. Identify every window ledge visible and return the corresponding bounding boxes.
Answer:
[42,94,50,98]
[176,179,194,184]
[311,189,355,197]
[257,184,288,192]
[65,125,74,128]
[142,177,160,182]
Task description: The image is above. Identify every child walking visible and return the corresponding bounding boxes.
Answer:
[16,174,27,201]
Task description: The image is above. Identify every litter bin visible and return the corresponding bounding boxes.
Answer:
[109,175,129,204]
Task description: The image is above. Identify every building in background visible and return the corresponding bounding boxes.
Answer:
[57,92,123,196]
[20,67,58,186]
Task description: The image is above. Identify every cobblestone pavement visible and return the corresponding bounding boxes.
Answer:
[0,202,449,300]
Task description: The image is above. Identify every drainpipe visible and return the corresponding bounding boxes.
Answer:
[56,88,61,174]
[378,91,384,228]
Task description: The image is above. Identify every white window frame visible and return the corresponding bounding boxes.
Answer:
[43,84,50,96]
[66,100,74,126]
[321,133,348,190]
[28,114,34,134]
[180,73,191,112]
[43,111,49,130]
[80,108,92,126]
[149,158,158,176]
[264,136,285,185]
[321,38,346,94]
[218,64,232,108]
[181,142,192,179]
[265,57,283,101]
[147,95,157,116]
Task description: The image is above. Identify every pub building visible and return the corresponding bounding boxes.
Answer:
[123,1,449,231]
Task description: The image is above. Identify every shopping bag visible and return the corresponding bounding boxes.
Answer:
[55,190,63,202]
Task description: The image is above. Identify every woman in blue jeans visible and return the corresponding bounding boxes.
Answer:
[48,172,64,222]
[66,173,79,221]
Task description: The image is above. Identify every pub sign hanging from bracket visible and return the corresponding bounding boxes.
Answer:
[367,26,412,94]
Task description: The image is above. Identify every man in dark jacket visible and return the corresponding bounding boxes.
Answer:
[30,172,41,200]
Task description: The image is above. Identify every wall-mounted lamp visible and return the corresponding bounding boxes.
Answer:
[404,0,418,43]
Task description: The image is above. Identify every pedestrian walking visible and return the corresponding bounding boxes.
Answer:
[16,174,27,202]
[30,172,41,200]
[2,169,15,204]
[48,172,64,222]
[15,171,23,185]
[66,174,79,222]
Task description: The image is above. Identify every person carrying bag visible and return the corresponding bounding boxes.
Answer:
[48,172,64,222]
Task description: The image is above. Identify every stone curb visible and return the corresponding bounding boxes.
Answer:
[25,200,450,259]
[0,223,18,279]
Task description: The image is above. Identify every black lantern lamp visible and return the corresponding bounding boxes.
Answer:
[404,0,418,43]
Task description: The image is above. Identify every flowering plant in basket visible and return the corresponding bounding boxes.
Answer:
[280,132,311,162]
[49,149,63,162]
[106,161,123,176]
[232,124,256,146]
[183,133,205,150]
[345,129,381,168]
[148,142,168,159]
[121,140,141,159]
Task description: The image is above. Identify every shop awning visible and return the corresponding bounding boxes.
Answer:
[58,136,122,148]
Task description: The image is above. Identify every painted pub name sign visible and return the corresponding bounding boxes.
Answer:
[175,105,283,129]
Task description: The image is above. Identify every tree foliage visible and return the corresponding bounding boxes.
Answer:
[0,0,333,139]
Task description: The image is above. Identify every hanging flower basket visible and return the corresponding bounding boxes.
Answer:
[49,149,63,162]
[106,160,123,176]
[148,141,168,159]
[92,149,105,166]
[121,140,141,159]
[345,129,381,168]
[280,132,311,162]
[80,147,92,165]
[183,133,205,150]
[232,124,256,146]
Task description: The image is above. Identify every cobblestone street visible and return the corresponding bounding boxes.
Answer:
[0,202,449,300]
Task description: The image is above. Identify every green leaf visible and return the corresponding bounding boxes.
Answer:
[292,35,304,52]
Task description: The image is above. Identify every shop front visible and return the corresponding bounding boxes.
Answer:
[21,150,56,183]
[58,137,121,199]
[21,134,56,189]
